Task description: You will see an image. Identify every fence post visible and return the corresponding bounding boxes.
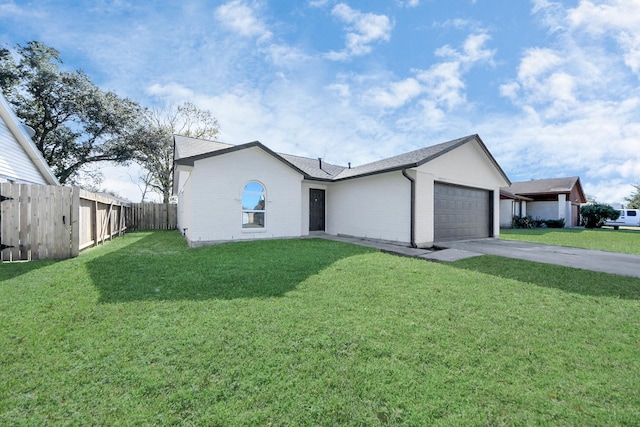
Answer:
[70,186,80,257]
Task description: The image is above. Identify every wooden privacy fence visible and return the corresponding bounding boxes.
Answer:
[0,183,128,262]
[126,202,177,231]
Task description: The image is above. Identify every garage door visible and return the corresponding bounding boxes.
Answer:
[434,183,492,241]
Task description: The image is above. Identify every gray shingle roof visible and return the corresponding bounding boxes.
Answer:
[506,177,580,195]
[173,133,509,183]
[174,135,234,160]
[333,135,473,180]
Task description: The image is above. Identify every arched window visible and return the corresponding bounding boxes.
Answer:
[242,181,266,229]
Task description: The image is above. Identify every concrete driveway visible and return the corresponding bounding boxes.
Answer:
[435,238,640,279]
[312,233,640,278]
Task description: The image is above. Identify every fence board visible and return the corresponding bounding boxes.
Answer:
[1,183,130,261]
[126,203,177,231]
[1,184,181,261]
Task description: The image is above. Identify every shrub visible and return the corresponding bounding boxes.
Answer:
[512,215,532,229]
[580,203,620,228]
[512,216,565,229]
[544,218,565,228]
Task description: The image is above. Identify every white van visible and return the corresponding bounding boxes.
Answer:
[604,209,640,229]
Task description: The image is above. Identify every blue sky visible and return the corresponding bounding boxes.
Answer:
[1,0,639,204]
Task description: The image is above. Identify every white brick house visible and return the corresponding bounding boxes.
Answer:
[173,134,510,248]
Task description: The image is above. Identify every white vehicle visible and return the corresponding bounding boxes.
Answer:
[604,209,640,229]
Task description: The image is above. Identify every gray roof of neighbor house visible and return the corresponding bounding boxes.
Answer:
[504,176,586,202]
[499,189,534,201]
[173,133,510,183]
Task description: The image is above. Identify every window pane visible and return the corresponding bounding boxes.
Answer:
[244,182,264,193]
[628,211,637,216]
[242,193,264,210]
[242,212,265,228]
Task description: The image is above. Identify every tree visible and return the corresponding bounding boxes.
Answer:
[134,102,219,203]
[0,41,146,184]
[580,203,620,228]
[624,184,640,209]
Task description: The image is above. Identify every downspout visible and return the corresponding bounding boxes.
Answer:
[402,168,417,248]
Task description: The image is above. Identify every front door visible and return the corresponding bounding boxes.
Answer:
[309,189,325,231]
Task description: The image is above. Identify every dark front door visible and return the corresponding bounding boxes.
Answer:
[309,189,325,231]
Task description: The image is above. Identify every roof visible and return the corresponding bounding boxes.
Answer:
[499,189,534,201]
[504,176,587,202]
[174,133,510,184]
[0,91,59,185]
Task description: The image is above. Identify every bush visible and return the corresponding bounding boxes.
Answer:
[580,203,620,228]
[512,215,532,229]
[544,218,565,228]
[512,216,565,229]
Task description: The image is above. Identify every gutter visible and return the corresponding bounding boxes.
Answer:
[402,168,417,248]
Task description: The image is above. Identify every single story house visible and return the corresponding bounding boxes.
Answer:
[0,91,59,185]
[500,176,586,227]
[173,134,511,248]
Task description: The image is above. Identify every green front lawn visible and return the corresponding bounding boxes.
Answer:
[501,227,640,255]
[2,231,639,425]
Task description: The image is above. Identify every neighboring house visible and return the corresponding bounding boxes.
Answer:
[173,133,510,248]
[500,176,587,227]
[0,91,59,185]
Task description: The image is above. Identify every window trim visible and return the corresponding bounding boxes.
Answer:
[241,181,266,231]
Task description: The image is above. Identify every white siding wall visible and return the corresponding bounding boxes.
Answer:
[415,140,509,246]
[526,201,559,221]
[175,168,193,234]
[0,117,49,185]
[564,202,573,226]
[500,199,513,227]
[184,147,303,245]
[327,171,411,244]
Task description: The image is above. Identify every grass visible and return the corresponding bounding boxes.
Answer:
[2,231,640,425]
[500,227,640,255]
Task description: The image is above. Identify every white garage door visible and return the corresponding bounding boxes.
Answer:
[434,183,492,241]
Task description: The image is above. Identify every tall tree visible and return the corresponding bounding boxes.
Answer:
[0,41,146,184]
[135,102,219,203]
[625,183,640,209]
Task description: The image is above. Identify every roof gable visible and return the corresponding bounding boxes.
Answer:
[506,177,586,202]
[173,133,510,184]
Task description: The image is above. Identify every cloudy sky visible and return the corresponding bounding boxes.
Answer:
[1,0,639,204]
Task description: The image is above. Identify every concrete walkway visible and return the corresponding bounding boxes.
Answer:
[312,234,640,278]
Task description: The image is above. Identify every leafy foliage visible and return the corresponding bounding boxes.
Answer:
[134,102,219,202]
[512,215,565,229]
[544,218,565,228]
[0,41,146,184]
[580,203,620,228]
[625,183,640,209]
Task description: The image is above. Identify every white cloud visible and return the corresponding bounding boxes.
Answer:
[325,4,393,60]
[416,62,465,110]
[397,0,420,7]
[264,44,311,67]
[0,1,44,18]
[357,31,494,113]
[147,83,195,101]
[567,0,640,74]
[308,0,329,7]
[214,0,272,42]
[365,77,423,109]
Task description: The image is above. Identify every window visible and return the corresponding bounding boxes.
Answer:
[242,181,265,229]
[627,210,637,216]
